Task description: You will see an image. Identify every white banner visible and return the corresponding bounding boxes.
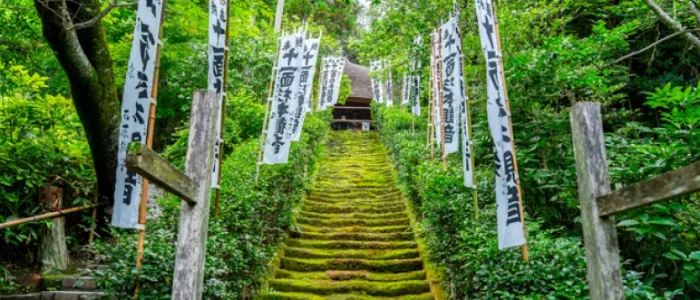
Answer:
[411,36,422,116]
[475,0,526,250]
[318,57,330,110]
[264,33,304,164]
[112,0,164,229]
[208,0,228,189]
[402,75,410,106]
[431,31,442,145]
[290,37,320,141]
[439,17,462,154]
[461,102,474,188]
[370,61,384,104]
[384,61,393,107]
[329,57,345,107]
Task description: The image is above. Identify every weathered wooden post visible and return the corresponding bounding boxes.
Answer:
[38,186,69,272]
[172,90,219,299]
[570,102,624,300]
[125,90,219,300]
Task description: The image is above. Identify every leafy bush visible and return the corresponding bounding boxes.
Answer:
[0,65,94,254]
[373,105,668,299]
[95,111,332,299]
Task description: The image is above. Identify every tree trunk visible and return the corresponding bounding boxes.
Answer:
[33,0,120,214]
[39,186,69,272]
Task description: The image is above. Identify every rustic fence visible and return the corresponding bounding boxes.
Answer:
[571,102,700,299]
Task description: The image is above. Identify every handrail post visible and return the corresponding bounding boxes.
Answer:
[570,102,624,300]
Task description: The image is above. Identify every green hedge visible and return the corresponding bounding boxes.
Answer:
[95,110,332,299]
[372,105,659,299]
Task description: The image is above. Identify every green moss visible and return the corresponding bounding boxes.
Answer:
[280,257,424,273]
[283,248,420,260]
[298,211,407,220]
[295,216,409,227]
[275,269,427,281]
[296,231,413,242]
[270,279,430,297]
[285,239,417,250]
[297,224,410,234]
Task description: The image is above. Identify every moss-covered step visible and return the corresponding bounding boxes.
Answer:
[297,224,410,234]
[298,211,407,220]
[301,202,405,214]
[295,231,414,242]
[280,257,424,273]
[264,291,435,300]
[283,247,420,260]
[285,239,418,250]
[275,269,427,281]
[295,216,409,227]
[269,279,430,297]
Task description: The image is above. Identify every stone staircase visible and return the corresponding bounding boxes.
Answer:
[264,131,436,300]
[0,265,109,300]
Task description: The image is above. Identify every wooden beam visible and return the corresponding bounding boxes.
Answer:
[333,106,371,110]
[0,203,99,230]
[570,102,624,300]
[597,160,700,217]
[332,119,372,123]
[126,143,197,204]
[171,90,219,300]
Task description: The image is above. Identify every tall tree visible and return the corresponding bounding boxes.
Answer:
[33,0,121,208]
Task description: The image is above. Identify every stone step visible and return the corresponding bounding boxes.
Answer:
[285,239,418,250]
[269,279,430,297]
[283,247,421,260]
[298,211,406,220]
[279,257,424,273]
[263,291,434,300]
[61,277,98,291]
[296,216,409,227]
[297,224,410,234]
[295,231,414,242]
[275,269,427,281]
[0,291,112,300]
[302,202,405,214]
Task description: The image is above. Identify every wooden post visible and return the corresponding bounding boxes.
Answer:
[570,102,624,300]
[255,37,281,182]
[39,186,69,272]
[437,24,447,171]
[213,0,233,220]
[171,90,220,300]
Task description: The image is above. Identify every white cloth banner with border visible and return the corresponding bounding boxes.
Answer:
[318,57,330,110]
[291,37,320,141]
[411,36,422,116]
[439,17,462,154]
[208,0,228,189]
[264,32,304,165]
[370,61,384,104]
[384,61,393,107]
[475,0,526,250]
[112,0,164,229]
[402,75,410,106]
[431,32,442,145]
[329,57,345,107]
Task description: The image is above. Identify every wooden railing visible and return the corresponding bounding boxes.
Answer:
[570,102,700,300]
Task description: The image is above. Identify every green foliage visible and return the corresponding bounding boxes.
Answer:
[0,65,94,249]
[95,111,332,299]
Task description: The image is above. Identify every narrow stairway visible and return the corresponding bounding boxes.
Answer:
[265,131,435,300]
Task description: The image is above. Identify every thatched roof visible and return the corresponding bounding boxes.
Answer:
[343,61,373,105]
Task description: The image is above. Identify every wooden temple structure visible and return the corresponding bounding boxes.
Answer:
[331,61,373,130]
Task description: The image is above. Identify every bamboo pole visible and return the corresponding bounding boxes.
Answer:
[213,0,233,220]
[437,23,447,171]
[492,2,529,263]
[255,37,282,182]
[134,2,167,297]
[455,8,479,222]
[0,204,99,230]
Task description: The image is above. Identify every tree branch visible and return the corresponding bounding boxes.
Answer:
[608,28,700,66]
[69,1,135,30]
[643,0,700,50]
[690,1,700,26]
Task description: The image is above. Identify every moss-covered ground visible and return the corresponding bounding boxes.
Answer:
[263,131,436,299]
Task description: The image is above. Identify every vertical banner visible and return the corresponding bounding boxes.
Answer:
[318,57,331,110]
[402,75,410,106]
[370,61,384,104]
[291,37,320,141]
[329,57,345,107]
[439,17,462,154]
[411,36,423,116]
[475,0,526,250]
[208,0,228,189]
[461,102,474,188]
[384,61,393,106]
[431,31,442,145]
[112,0,164,229]
[264,33,304,164]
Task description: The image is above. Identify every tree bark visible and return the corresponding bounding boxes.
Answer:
[643,0,700,50]
[33,0,120,212]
